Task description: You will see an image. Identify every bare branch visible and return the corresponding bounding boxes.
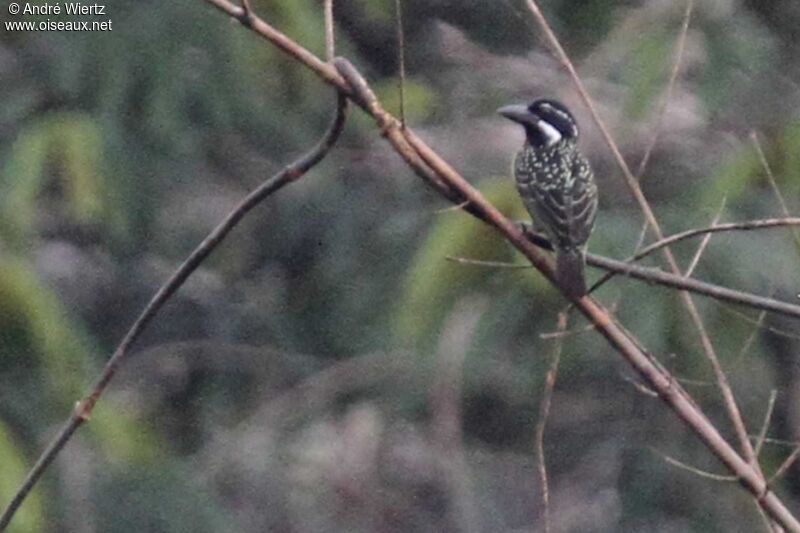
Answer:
[770,446,800,485]
[621,373,659,397]
[240,0,252,19]
[324,0,335,61]
[535,313,568,533]
[445,255,530,269]
[585,253,800,320]
[756,390,778,459]
[720,303,800,342]
[431,298,486,533]
[654,449,738,482]
[751,131,800,251]
[636,0,694,177]
[587,217,800,300]
[435,200,471,214]
[394,0,406,127]
[684,197,726,277]
[0,93,350,530]
[638,218,800,263]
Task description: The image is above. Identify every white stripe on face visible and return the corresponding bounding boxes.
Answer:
[537,119,562,146]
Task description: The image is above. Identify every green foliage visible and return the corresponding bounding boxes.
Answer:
[0,421,44,533]
[0,258,162,464]
[373,77,440,124]
[0,258,94,401]
[621,29,673,121]
[0,113,121,247]
[698,10,776,112]
[700,144,761,208]
[394,178,553,351]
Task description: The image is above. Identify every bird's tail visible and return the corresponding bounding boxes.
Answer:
[556,248,587,298]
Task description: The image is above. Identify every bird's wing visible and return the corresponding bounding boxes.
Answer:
[565,155,598,245]
[517,156,597,248]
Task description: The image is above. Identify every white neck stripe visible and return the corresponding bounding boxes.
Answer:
[538,119,562,146]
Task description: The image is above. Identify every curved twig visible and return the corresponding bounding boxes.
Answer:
[0,93,349,530]
[588,217,800,295]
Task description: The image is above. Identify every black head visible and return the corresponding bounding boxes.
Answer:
[498,99,579,148]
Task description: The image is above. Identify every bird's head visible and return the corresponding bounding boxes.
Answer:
[498,99,578,148]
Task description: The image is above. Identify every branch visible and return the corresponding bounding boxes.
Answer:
[585,253,800,320]
[0,93,349,530]
[536,313,568,533]
[635,0,694,177]
[588,217,800,296]
[751,131,800,252]
[324,0,335,61]
[447,249,800,321]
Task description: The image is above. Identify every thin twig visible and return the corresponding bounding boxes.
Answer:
[445,248,800,320]
[585,253,800,320]
[654,449,738,482]
[720,303,800,342]
[536,313,568,533]
[636,0,694,177]
[740,309,768,359]
[755,390,778,459]
[431,297,486,533]
[540,303,618,339]
[0,93,349,530]
[621,373,659,397]
[394,0,406,127]
[770,446,800,484]
[755,437,800,449]
[435,200,471,214]
[587,217,800,298]
[240,0,252,18]
[445,255,531,269]
[684,197,726,277]
[324,0,335,61]
[751,131,800,252]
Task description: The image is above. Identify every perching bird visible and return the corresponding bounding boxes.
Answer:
[498,99,598,298]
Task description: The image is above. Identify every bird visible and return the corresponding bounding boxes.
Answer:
[498,99,598,298]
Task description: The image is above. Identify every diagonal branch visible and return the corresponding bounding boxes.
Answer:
[636,0,694,177]
[536,312,568,533]
[751,131,800,252]
[0,93,349,531]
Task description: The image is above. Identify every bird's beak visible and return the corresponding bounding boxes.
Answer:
[497,104,540,128]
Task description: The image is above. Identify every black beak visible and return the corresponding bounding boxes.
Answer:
[497,104,540,128]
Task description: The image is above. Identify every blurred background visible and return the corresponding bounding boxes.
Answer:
[1,0,800,531]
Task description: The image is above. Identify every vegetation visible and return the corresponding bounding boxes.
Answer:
[2,0,800,531]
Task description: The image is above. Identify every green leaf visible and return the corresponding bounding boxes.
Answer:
[393,178,553,350]
[0,421,44,533]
